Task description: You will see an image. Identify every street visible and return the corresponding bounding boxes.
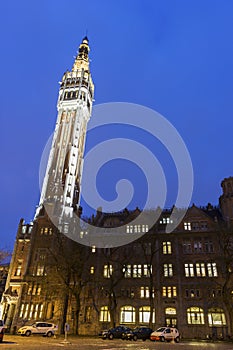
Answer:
[1,335,233,350]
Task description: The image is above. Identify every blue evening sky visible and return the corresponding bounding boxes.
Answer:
[1,0,233,251]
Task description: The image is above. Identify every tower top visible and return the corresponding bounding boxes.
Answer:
[72,36,90,72]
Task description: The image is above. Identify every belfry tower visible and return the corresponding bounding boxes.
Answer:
[36,37,94,218]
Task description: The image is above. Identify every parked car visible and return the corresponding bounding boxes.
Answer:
[150,327,180,342]
[0,320,5,343]
[18,322,57,337]
[99,325,132,340]
[122,326,153,341]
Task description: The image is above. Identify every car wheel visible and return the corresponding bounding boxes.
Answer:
[160,336,165,342]
[25,330,31,337]
[133,335,137,341]
[108,333,114,340]
[47,331,53,337]
[175,336,180,343]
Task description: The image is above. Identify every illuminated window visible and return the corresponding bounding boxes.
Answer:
[120,306,136,323]
[15,260,22,276]
[208,308,226,326]
[184,222,191,231]
[36,265,44,276]
[103,264,113,278]
[165,307,176,315]
[99,306,110,322]
[19,304,25,318]
[143,264,152,277]
[187,307,204,324]
[207,263,218,277]
[196,263,206,277]
[123,264,132,278]
[160,217,173,224]
[140,286,154,298]
[133,264,142,278]
[184,263,194,277]
[91,246,96,253]
[90,266,95,274]
[22,225,27,234]
[162,286,177,298]
[164,264,173,277]
[39,304,43,319]
[142,225,149,233]
[139,306,155,323]
[163,241,172,254]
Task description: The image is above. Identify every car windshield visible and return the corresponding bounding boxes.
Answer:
[156,327,166,332]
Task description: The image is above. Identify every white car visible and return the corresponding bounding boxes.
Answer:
[150,327,180,342]
[18,322,57,337]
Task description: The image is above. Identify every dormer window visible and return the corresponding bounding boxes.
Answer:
[184,222,191,231]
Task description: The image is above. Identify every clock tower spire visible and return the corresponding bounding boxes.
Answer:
[36,37,94,218]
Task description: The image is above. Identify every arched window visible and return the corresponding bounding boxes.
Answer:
[187,307,204,324]
[165,307,176,315]
[99,306,110,322]
[139,306,155,323]
[120,306,135,323]
[208,308,226,326]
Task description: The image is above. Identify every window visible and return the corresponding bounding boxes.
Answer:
[126,224,148,233]
[196,263,206,277]
[164,264,173,277]
[200,221,208,230]
[123,264,152,278]
[165,307,176,315]
[139,306,155,323]
[187,307,204,324]
[209,289,222,298]
[120,306,136,323]
[140,286,149,298]
[15,260,23,276]
[184,263,194,277]
[160,217,173,224]
[208,308,226,326]
[207,263,218,277]
[133,264,142,278]
[90,266,95,274]
[183,241,192,254]
[162,286,177,298]
[184,222,191,231]
[186,289,200,298]
[103,264,113,278]
[204,240,214,253]
[36,265,45,276]
[143,264,152,277]
[192,222,199,230]
[163,241,172,254]
[99,306,110,322]
[140,286,154,298]
[123,264,131,278]
[142,225,149,233]
[194,241,202,253]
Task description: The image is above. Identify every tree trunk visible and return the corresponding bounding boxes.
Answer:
[60,292,69,334]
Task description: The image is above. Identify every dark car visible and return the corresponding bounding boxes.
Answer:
[123,327,153,341]
[99,325,132,340]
